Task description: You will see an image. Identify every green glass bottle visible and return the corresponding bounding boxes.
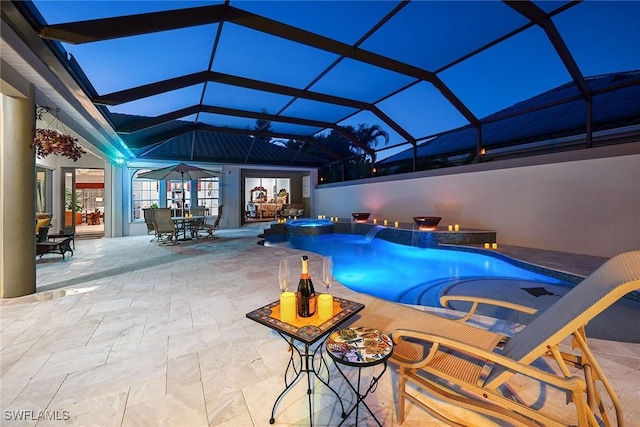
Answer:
[296,255,317,317]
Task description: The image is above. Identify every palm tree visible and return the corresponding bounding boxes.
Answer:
[283,123,390,180]
[348,123,389,163]
[251,109,273,144]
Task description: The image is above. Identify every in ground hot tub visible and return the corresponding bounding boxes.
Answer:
[285,218,335,236]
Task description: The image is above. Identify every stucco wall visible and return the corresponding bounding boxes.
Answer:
[316,144,640,258]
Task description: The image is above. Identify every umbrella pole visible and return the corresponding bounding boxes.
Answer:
[181,173,186,217]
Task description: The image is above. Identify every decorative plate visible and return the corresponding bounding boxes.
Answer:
[326,327,393,364]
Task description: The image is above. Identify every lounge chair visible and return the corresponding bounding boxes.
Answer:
[151,208,177,244]
[199,204,222,239]
[390,250,640,427]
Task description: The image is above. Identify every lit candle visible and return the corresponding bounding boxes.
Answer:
[383,219,388,226]
[318,294,333,320]
[492,243,498,249]
[318,215,321,219]
[484,243,490,249]
[454,224,460,231]
[373,218,377,224]
[280,292,296,323]
[294,216,297,220]
[448,225,453,231]
[394,221,399,228]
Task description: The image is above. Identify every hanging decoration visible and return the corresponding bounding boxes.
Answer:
[32,106,86,161]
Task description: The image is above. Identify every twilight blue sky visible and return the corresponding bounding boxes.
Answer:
[33,1,640,159]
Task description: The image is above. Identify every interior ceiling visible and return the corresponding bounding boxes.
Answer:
[5,0,640,167]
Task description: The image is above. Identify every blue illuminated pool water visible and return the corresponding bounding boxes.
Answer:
[266,233,571,306]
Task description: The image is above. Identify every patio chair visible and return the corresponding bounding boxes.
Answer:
[189,206,206,239]
[199,204,223,239]
[390,250,640,427]
[151,208,177,244]
[142,208,155,235]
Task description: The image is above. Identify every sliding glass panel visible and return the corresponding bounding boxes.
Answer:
[62,169,77,232]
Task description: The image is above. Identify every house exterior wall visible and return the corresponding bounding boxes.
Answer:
[316,142,640,258]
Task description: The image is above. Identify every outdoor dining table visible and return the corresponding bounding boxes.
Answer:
[171,215,205,240]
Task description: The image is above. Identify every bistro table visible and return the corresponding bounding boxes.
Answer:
[171,215,205,240]
[325,327,394,427]
[246,296,364,426]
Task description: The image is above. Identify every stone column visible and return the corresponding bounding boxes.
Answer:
[1,84,36,298]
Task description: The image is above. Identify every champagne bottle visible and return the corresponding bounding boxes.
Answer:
[296,255,317,317]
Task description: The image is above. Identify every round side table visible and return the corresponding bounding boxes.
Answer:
[326,326,393,427]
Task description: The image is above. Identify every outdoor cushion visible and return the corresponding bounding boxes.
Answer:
[35,217,50,234]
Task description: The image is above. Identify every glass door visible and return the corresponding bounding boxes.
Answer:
[244,177,290,223]
[61,168,79,233]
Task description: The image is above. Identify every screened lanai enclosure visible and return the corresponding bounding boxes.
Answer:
[6,1,639,182]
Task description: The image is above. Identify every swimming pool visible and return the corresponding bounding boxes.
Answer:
[265,233,573,307]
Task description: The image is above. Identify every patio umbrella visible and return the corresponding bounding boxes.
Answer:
[138,163,221,216]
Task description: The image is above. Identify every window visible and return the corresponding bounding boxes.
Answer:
[196,177,220,215]
[132,169,160,220]
[167,180,190,216]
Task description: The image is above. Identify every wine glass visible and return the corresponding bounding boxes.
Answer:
[322,256,333,294]
[278,259,289,293]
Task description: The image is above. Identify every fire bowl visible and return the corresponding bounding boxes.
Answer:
[413,216,442,231]
[352,212,371,223]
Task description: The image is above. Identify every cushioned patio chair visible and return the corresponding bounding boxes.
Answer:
[391,250,640,427]
[199,204,222,239]
[151,208,177,244]
[35,214,52,240]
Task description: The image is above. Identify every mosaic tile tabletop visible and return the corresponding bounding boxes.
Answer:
[246,296,364,345]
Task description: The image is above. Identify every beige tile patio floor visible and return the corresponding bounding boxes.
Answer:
[2,225,639,426]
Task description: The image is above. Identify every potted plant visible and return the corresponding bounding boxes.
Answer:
[32,106,86,161]
[65,188,83,225]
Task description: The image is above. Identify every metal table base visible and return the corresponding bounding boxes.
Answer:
[269,333,346,426]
